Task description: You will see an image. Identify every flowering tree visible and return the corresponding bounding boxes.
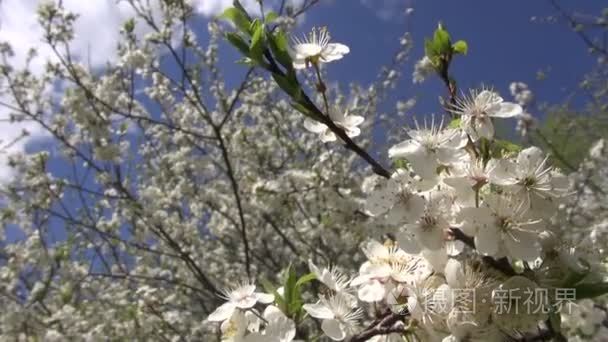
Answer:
[0,0,606,341]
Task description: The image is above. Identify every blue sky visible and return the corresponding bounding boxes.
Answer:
[258,0,605,116]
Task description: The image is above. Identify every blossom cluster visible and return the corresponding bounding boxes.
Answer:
[201,18,608,340]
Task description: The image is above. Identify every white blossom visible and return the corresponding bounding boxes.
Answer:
[413,56,434,83]
[245,306,295,342]
[303,293,363,341]
[388,117,467,180]
[303,106,364,142]
[450,89,522,141]
[208,284,275,322]
[458,194,543,261]
[290,27,350,69]
[308,260,354,303]
[489,146,570,215]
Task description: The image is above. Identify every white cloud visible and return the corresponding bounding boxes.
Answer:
[193,0,258,17]
[360,0,413,21]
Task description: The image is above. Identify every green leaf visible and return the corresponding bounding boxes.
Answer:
[225,32,250,56]
[249,20,265,62]
[432,25,451,55]
[232,0,253,24]
[424,38,438,59]
[452,40,468,55]
[220,7,251,34]
[265,11,279,23]
[574,282,608,299]
[273,73,300,98]
[123,18,135,34]
[290,102,319,121]
[283,265,303,317]
[268,29,293,69]
[295,273,317,288]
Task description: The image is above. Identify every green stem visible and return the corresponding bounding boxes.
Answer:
[312,62,330,115]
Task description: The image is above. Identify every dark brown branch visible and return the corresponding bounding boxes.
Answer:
[261,49,392,179]
[349,311,407,342]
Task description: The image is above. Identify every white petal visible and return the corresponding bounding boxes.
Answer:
[366,263,392,278]
[386,195,425,225]
[236,295,258,309]
[292,43,322,58]
[386,203,408,225]
[444,178,476,207]
[517,146,545,173]
[488,159,518,186]
[396,231,421,254]
[528,194,556,219]
[344,126,361,138]
[303,118,327,133]
[474,224,500,256]
[263,306,295,341]
[442,336,459,342]
[308,259,322,278]
[292,58,308,69]
[321,43,350,62]
[357,280,387,302]
[244,333,266,342]
[363,183,398,216]
[407,195,427,218]
[517,146,544,169]
[504,229,540,262]
[411,154,440,179]
[325,43,350,55]
[445,240,464,256]
[303,303,334,320]
[436,147,468,165]
[349,273,372,287]
[388,140,420,159]
[255,292,275,304]
[473,119,495,140]
[321,130,337,142]
[322,319,347,341]
[246,310,261,332]
[222,310,248,335]
[446,128,468,147]
[422,248,448,271]
[476,90,499,105]
[342,114,364,127]
[207,302,236,322]
[406,292,422,319]
[444,259,464,289]
[458,207,494,236]
[492,102,522,118]
[416,225,444,250]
